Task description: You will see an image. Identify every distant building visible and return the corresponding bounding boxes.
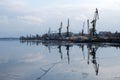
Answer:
[98,31,112,39]
[99,31,120,39]
[112,32,120,39]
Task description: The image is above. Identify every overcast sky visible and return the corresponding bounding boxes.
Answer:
[0,0,120,37]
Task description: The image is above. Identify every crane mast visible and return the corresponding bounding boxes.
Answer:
[91,8,99,37]
[82,21,85,36]
[87,8,99,40]
[67,18,70,37]
[59,21,62,37]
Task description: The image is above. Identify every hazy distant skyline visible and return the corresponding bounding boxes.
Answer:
[0,0,120,37]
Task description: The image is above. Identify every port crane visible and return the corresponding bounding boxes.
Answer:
[58,22,63,38]
[87,8,99,40]
[67,18,70,37]
[82,21,85,36]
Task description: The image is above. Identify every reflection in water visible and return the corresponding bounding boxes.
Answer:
[87,44,99,75]
[66,45,70,64]
[58,45,63,60]
[78,44,85,60]
[20,40,120,76]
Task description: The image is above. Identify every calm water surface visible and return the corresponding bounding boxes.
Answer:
[0,40,120,80]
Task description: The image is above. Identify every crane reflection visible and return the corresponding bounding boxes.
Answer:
[19,40,120,76]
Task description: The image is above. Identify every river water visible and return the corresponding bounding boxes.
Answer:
[0,40,120,80]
